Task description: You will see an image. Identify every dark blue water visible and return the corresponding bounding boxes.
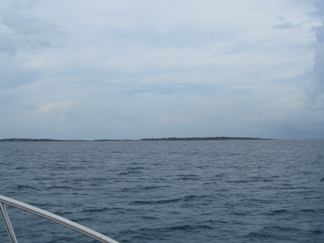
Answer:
[1,140,323,243]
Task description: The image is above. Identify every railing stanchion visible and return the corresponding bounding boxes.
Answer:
[0,202,18,243]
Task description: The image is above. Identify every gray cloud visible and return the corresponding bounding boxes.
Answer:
[0,35,19,56]
[10,0,40,10]
[0,32,53,56]
[0,58,41,89]
[0,3,64,56]
[312,0,324,19]
[272,22,303,30]
[308,0,324,109]
[315,24,324,43]
[1,14,58,36]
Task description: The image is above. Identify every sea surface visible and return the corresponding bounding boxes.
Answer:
[0,140,323,243]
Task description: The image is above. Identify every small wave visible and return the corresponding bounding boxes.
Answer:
[196,165,210,169]
[241,198,275,204]
[163,224,214,232]
[82,207,110,213]
[116,224,214,242]
[120,185,167,192]
[176,174,199,180]
[118,172,129,176]
[245,231,273,239]
[266,209,290,215]
[203,181,218,185]
[72,217,93,222]
[183,195,204,202]
[180,177,199,181]
[132,198,182,205]
[110,150,123,154]
[54,211,73,217]
[299,209,316,213]
[226,180,249,184]
[142,216,158,220]
[88,177,108,184]
[33,202,60,208]
[123,166,145,170]
[131,224,214,235]
[131,194,206,205]
[263,225,300,232]
[66,166,87,170]
[250,176,273,182]
[17,185,41,191]
[47,236,75,243]
[245,225,301,240]
[46,186,75,190]
[205,219,229,224]
[309,230,322,234]
[294,208,324,216]
[118,167,144,175]
[142,185,167,190]
[120,187,137,192]
[232,211,249,216]
[15,166,27,170]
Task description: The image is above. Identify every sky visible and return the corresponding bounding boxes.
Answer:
[0,0,323,140]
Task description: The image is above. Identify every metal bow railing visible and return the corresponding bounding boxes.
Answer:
[0,195,119,243]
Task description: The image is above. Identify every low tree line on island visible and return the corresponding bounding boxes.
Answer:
[0,136,272,142]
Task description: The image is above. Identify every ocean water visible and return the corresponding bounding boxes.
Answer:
[0,140,323,243]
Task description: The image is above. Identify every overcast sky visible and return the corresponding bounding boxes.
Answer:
[0,0,323,140]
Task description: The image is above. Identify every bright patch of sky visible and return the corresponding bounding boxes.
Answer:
[0,0,323,139]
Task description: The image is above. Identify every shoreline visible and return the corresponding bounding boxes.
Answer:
[0,137,274,142]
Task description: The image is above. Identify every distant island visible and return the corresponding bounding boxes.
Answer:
[140,137,269,141]
[0,137,272,142]
[0,138,87,142]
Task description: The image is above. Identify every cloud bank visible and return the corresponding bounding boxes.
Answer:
[0,0,323,139]
[309,0,324,103]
